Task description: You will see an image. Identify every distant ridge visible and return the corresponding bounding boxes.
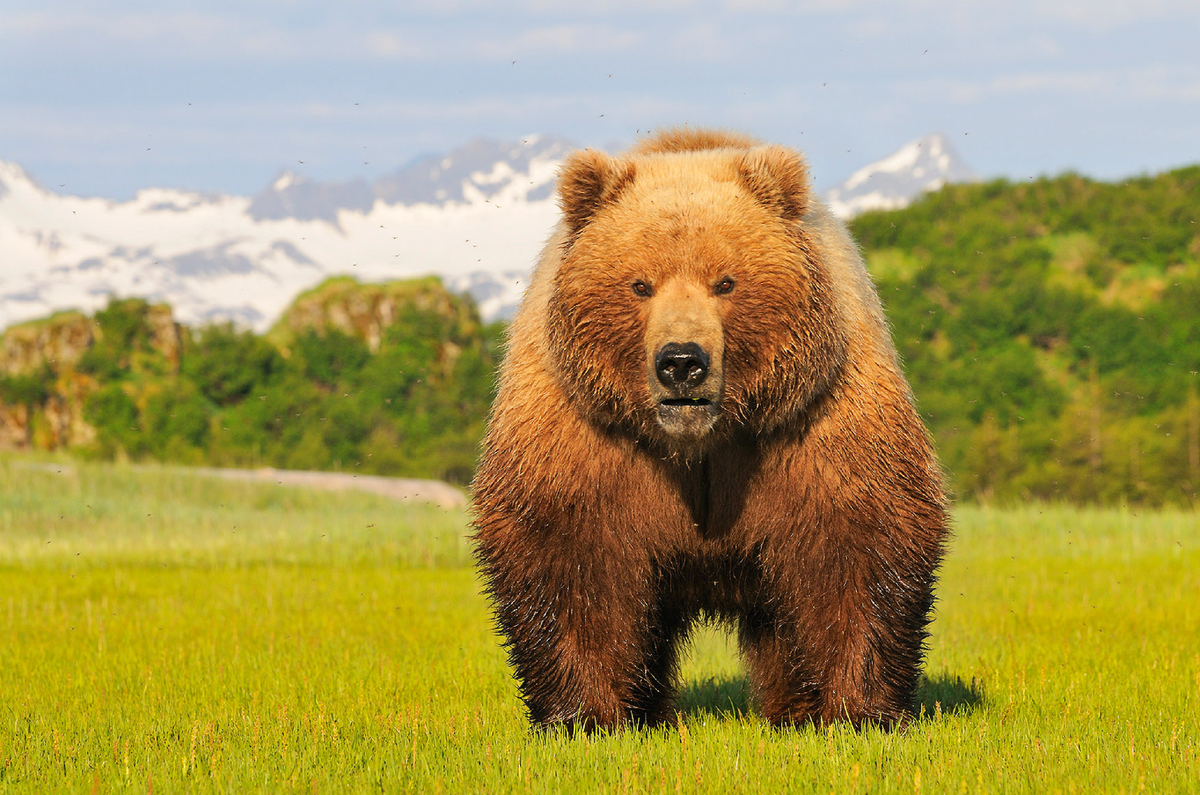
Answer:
[0,134,972,333]
[246,135,573,223]
[0,137,569,332]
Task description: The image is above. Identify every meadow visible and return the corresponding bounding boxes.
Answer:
[0,456,1196,793]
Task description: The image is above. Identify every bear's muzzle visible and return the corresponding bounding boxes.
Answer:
[652,341,721,438]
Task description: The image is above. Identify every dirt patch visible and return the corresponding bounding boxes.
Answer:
[17,461,468,509]
[198,467,468,509]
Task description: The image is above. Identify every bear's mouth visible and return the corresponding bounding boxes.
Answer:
[655,396,719,438]
[660,397,713,407]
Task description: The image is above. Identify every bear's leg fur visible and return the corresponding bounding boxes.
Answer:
[740,511,940,729]
[739,617,823,725]
[476,514,682,732]
[623,600,689,726]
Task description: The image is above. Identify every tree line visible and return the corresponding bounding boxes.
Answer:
[3,165,1198,505]
[851,166,1200,506]
[1,279,499,486]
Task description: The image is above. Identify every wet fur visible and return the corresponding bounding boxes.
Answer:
[472,129,949,731]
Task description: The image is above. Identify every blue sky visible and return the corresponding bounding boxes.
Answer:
[2,0,1198,198]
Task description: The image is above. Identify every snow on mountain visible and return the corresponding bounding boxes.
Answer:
[246,136,571,224]
[0,137,570,332]
[825,133,977,218]
[0,133,972,334]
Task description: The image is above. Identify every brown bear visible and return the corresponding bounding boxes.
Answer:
[471,128,948,732]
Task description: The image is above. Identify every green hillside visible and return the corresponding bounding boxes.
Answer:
[0,278,500,485]
[852,166,1200,506]
[2,168,1198,504]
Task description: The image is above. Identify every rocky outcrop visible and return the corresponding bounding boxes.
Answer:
[0,311,93,376]
[139,304,183,371]
[0,277,481,453]
[268,275,481,356]
[0,403,29,449]
[0,302,180,451]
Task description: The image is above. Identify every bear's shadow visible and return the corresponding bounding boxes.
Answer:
[914,672,985,719]
[675,672,983,722]
[676,675,753,719]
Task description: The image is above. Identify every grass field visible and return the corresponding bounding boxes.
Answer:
[1,456,1197,793]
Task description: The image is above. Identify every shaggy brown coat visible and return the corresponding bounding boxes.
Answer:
[472,129,948,731]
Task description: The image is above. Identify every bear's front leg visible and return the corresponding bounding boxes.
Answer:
[743,522,940,729]
[475,516,671,732]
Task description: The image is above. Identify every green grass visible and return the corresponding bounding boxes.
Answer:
[1,457,1197,792]
[0,458,471,568]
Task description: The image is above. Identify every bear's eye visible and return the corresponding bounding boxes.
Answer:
[632,281,652,297]
[715,277,735,295]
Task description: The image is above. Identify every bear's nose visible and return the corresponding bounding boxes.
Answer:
[655,342,710,389]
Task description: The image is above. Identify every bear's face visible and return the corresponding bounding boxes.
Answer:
[546,147,847,453]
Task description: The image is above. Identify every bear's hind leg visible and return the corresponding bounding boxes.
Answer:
[624,608,689,727]
[739,618,823,727]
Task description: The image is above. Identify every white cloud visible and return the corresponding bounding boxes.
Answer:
[0,9,236,45]
[362,31,429,59]
[1030,0,1200,31]
[520,0,696,10]
[479,23,644,56]
[907,64,1200,106]
[3,0,1199,199]
[0,7,655,64]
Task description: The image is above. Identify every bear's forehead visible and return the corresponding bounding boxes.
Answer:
[624,153,750,207]
[566,150,803,275]
[597,157,784,249]
[600,158,770,239]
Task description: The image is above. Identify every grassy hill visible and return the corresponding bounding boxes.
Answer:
[852,167,1200,506]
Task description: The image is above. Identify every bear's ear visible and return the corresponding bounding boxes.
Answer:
[736,145,810,222]
[557,149,637,243]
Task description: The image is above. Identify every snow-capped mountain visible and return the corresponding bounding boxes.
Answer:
[0,133,971,333]
[0,137,571,332]
[825,133,977,218]
[247,136,571,224]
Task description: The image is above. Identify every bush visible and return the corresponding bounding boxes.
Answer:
[184,323,283,406]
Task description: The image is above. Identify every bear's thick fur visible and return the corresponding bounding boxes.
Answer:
[472,129,948,731]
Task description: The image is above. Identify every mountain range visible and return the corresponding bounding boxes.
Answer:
[824,133,977,218]
[0,133,974,332]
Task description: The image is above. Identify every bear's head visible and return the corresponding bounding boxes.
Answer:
[546,133,849,454]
